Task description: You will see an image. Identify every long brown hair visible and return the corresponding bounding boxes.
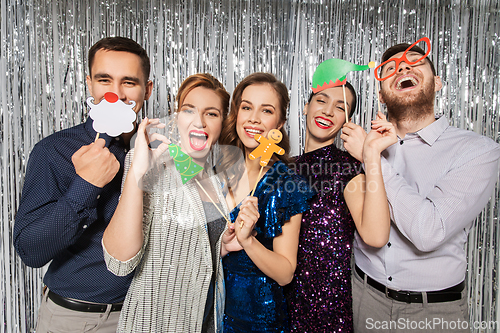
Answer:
[220,72,291,164]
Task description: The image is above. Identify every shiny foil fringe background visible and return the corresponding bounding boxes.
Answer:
[1,0,499,331]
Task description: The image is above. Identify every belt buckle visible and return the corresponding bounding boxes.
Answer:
[385,287,413,304]
[403,291,412,304]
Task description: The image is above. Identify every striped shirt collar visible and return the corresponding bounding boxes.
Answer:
[399,116,449,146]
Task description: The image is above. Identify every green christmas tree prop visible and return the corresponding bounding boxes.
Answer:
[168,144,203,184]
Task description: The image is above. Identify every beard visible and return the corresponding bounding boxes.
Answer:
[380,78,436,124]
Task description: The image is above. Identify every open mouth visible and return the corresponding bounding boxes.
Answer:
[189,130,208,151]
[244,127,263,138]
[396,76,419,90]
[314,116,334,129]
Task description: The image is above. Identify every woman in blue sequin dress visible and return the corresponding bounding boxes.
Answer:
[219,73,314,333]
[286,62,397,332]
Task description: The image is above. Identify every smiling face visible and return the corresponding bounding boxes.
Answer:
[304,86,352,149]
[379,50,442,120]
[268,129,283,143]
[380,51,433,94]
[236,83,284,152]
[177,86,223,163]
[86,49,153,115]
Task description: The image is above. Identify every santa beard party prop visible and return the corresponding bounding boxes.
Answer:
[87,92,137,137]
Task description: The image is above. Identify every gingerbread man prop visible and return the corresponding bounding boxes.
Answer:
[249,129,285,167]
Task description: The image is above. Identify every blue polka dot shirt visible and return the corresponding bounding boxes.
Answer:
[14,118,133,303]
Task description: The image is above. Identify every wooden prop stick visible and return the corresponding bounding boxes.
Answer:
[342,84,349,124]
[375,73,382,114]
[169,144,226,221]
[250,166,264,197]
[242,165,265,228]
[195,179,230,224]
[95,132,100,142]
[240,165,264,228]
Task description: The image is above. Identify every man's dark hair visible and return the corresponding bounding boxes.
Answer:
[381,42,436,76]
[88,37,151,82]
[307,81,357,118]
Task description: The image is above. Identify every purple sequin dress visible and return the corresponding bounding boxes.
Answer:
[286,144,362,332]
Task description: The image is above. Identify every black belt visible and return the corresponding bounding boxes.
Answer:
[355,265,464,304]
[48,290,123,313]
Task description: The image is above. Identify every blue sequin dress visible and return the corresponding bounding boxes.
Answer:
[223,161,314,333]
[285,144,362,333]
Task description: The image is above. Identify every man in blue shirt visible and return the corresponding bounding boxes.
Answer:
[14,36,153,332]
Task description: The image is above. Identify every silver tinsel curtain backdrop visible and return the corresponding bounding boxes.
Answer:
[1,0,499,332]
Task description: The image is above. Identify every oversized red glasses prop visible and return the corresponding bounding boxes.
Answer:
[375,37,431,81]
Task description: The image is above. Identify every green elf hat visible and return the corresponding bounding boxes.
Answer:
[311,58,375,93]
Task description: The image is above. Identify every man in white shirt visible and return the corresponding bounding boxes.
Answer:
[342,38,500,333]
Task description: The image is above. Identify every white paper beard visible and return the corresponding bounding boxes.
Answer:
[87,93,137,137]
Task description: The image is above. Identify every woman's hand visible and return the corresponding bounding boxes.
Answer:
[131,117,170,179]
[234,196,260,248]
[221,223,240,257]
[341,122,367,162]
[220,196,259,257]
[363,111,397,159]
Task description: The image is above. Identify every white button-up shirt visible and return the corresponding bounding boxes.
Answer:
[354,116,500,291]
